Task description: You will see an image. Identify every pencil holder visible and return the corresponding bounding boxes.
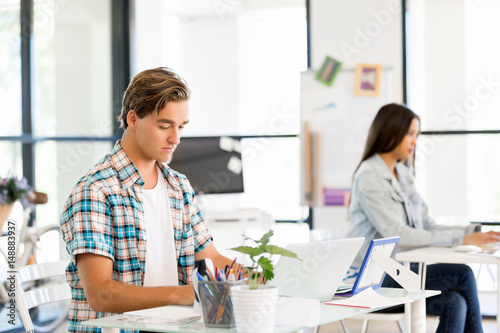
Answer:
[198,279,247,328]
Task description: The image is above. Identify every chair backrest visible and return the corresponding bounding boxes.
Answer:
[15,259,71,332]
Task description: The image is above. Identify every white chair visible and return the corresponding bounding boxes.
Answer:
[15,259,71,333]
[310,229,406,333]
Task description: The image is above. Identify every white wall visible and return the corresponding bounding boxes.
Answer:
[134,1,306,221]
[135,0,305,138]
[404,0,500,220]
[52,0,113,223]
[309,0,404,229]
[417,0,468,217]
[311,0,403,100]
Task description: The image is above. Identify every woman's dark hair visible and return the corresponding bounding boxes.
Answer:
[354,103,420,173]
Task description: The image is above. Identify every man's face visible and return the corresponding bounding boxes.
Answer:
[134,100,189,163]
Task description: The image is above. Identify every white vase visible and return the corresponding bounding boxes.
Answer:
[230,285,279,333]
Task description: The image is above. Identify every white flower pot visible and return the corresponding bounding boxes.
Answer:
[230,285,279,333]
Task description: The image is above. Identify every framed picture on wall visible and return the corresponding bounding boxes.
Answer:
[315,56,342,86]
[354,63,382,96]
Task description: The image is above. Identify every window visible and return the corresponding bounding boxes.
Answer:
[134,1,307,221]
[0,1,21,137]
[407,0,500,222]
[0,0,114,232]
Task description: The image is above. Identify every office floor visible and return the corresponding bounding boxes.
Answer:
[317,316,497,332]
[46,316,497,333]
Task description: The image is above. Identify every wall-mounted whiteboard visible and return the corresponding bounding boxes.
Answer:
[300,68,393,206]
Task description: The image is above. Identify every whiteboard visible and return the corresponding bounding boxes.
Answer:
[300,68,393,205]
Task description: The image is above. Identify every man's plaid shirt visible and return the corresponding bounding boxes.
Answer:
[60,141,212,333]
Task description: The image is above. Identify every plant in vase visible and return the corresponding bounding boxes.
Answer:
[0,175,34,229]
[229,230,300,332]
[230,229,300,289]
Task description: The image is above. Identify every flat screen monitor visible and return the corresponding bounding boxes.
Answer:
[167,136,244,194]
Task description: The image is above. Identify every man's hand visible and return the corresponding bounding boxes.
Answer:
[77,253,194,313]
[195,243,243,277]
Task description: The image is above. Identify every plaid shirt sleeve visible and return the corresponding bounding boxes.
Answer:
[187,188,212,253]
[61,181,115,263]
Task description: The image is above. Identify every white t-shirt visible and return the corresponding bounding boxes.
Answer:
[142,166,178,287]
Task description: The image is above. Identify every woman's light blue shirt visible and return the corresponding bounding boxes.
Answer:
[347,154,475,267]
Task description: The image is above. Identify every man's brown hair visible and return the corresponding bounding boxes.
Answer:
[118,67,190,129]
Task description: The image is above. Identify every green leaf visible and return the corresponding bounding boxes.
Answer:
[263,269,274,282]
[258,257,274,281]
[258,257,273,271]
[242,234,259,244]
[230,245,263,257]
[265,245,301,260]
[258,230,274,247]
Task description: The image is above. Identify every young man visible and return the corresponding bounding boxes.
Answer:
[60,67,238,332]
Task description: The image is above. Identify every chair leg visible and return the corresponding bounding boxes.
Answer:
[360,319,369,333]
[340,319,350,333]
[397,320,406,333]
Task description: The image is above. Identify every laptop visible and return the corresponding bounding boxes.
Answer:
[267,237,364,302]
[335,236,400,297]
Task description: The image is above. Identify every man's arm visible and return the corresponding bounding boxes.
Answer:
[77,253,194,313]
[195,243,242,275]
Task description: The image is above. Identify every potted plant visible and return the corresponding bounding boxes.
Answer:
[0,176,34,230]
[229,230,300,332]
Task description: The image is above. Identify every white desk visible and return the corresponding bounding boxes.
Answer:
[82,288,440,333]
[396,246,500,333]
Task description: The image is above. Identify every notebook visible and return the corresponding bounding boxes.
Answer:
[336,236,400,297]
[267,237,364,302]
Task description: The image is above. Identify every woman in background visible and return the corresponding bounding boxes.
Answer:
[347,103,500,333]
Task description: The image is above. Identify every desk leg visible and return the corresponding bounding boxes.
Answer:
[497,264,500,333]
[101,328,120,333]
[407,261,427,333]
[404,262,412,333]
[411,300,426,333]
[404,302,411,333]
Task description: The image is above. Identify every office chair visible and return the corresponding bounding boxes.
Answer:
[15,259,71,333]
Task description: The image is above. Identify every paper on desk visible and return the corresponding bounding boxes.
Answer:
[325,287,413,309]
[470,250,500,258]
[124,305,201,324]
